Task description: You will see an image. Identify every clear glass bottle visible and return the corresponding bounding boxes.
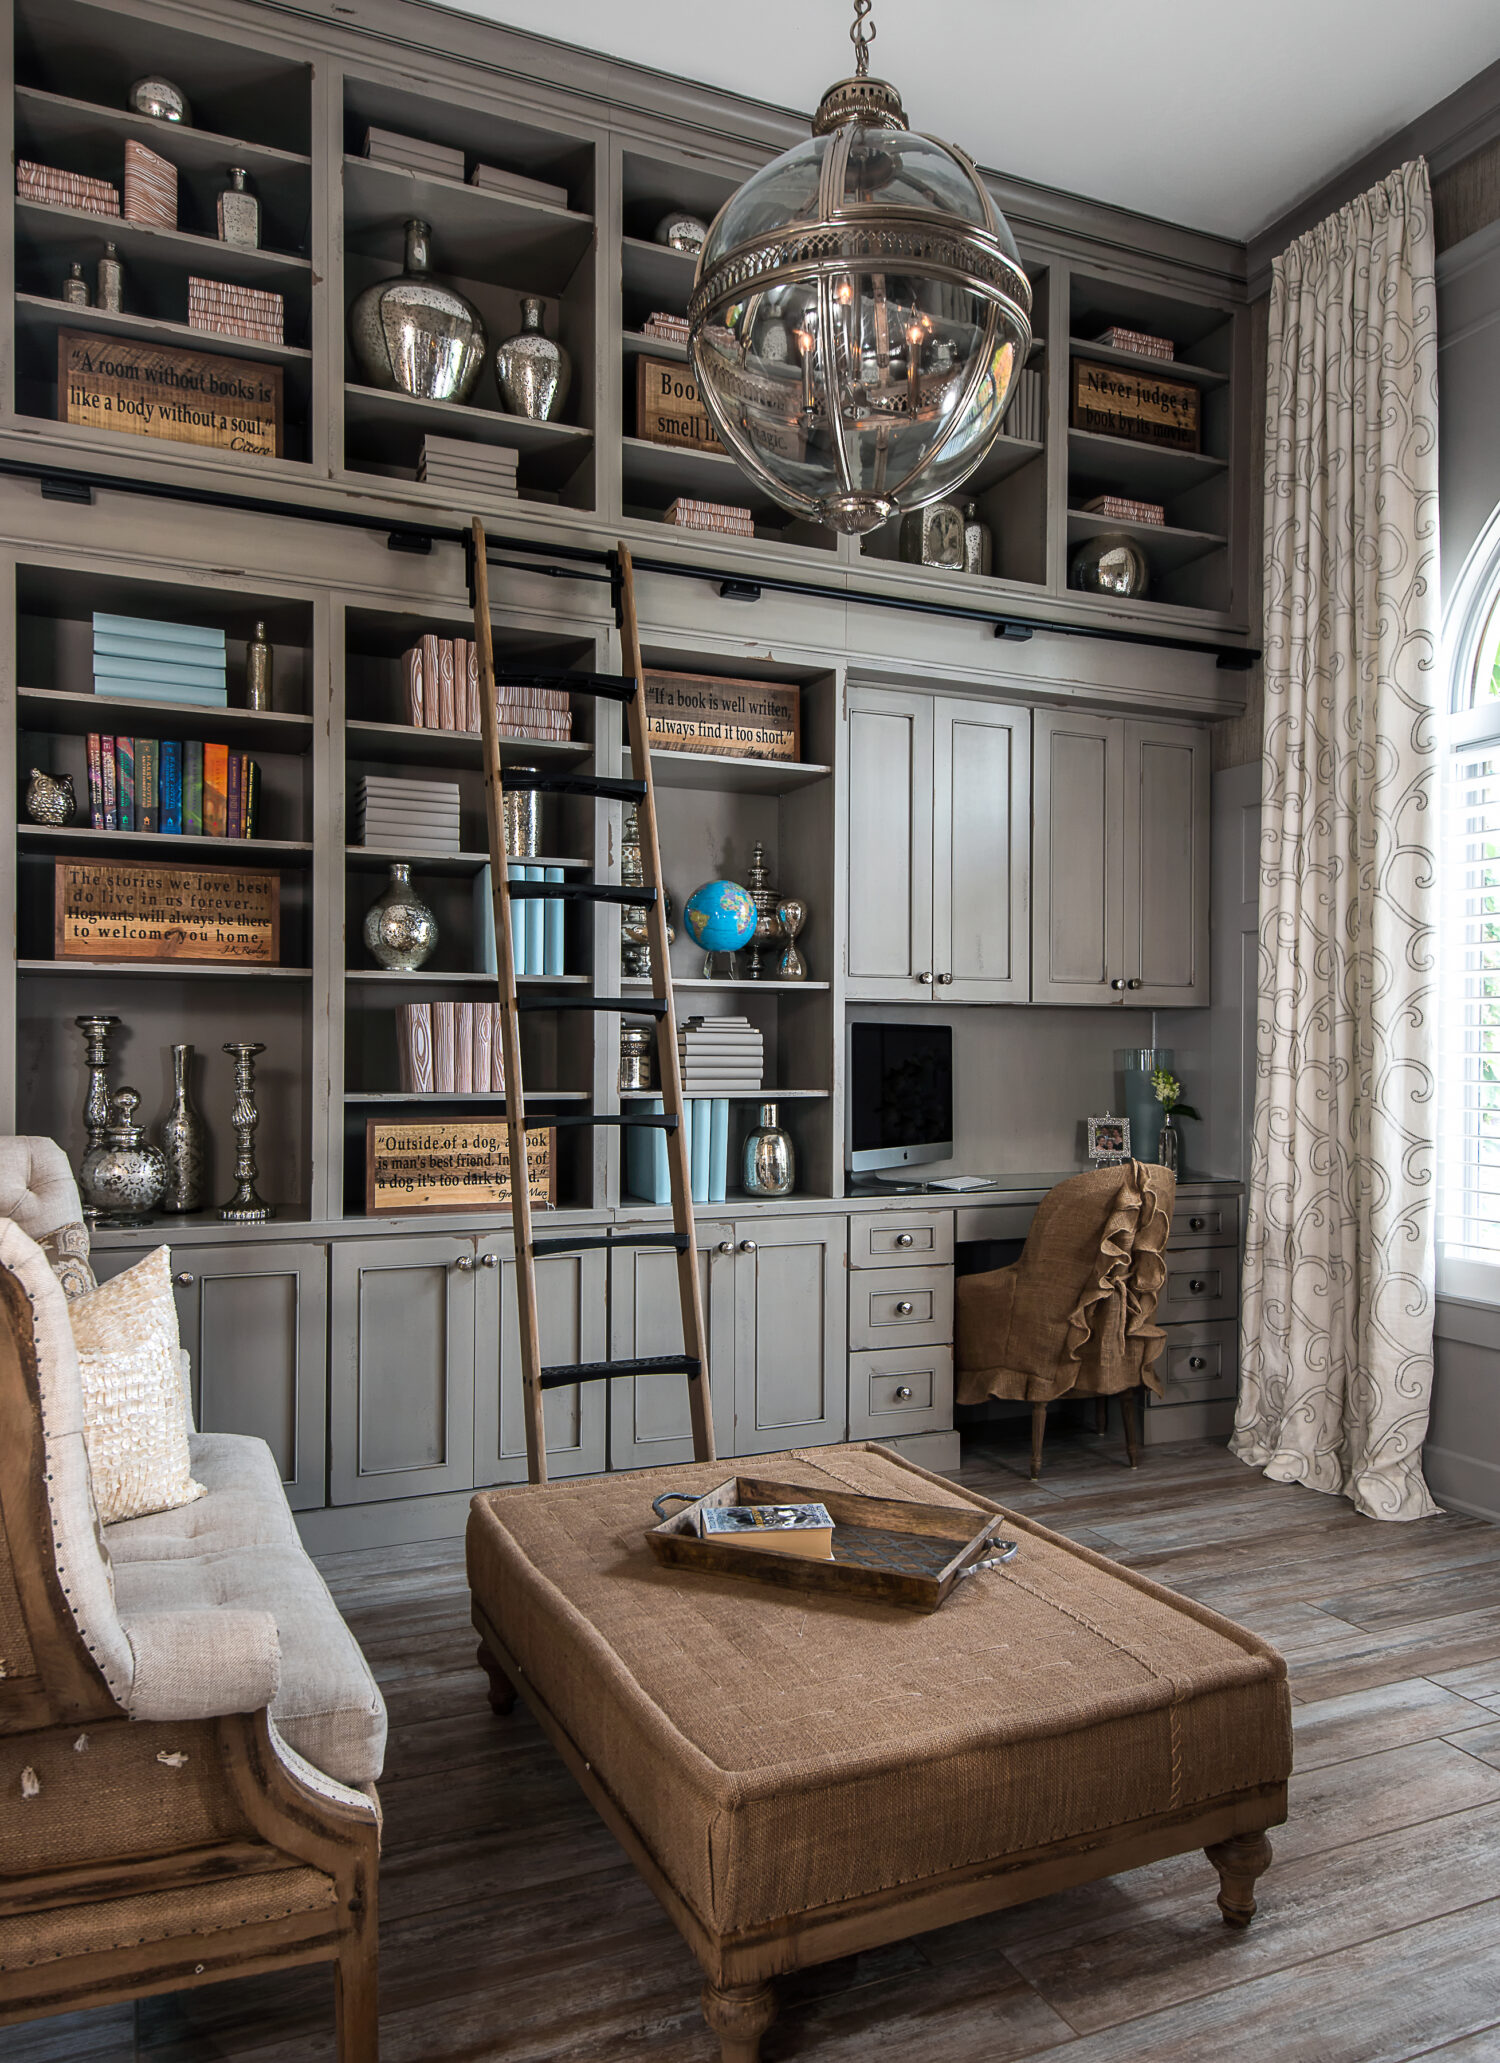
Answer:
[1158,1110,1181,1175]
[217,166,260,250]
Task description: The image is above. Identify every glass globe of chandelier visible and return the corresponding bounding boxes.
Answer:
[688,0,1032,535]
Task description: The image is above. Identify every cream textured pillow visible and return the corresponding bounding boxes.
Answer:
[68,1245,204,1524]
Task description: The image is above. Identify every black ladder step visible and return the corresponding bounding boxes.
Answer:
[501,771,645,802]
[493,669,637,704]
[505,882,656,907]
[539,1354,700,1391]
[530,1230,689,1258]
[515,995,667,1018]
[546,1111,678,1131]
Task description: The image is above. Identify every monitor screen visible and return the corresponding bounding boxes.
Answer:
[847,1022,953,1175]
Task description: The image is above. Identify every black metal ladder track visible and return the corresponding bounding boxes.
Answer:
[504,881,656,907]
[514,994,667,1018]
[500,771,645,803]
[491,668,638,702]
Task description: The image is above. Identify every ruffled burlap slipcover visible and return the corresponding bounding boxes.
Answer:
[956,1161,1175,1405]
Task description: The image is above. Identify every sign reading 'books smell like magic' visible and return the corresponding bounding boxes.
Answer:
[54,860,280,964]
[642,671,801,762]
[58,332,283,456]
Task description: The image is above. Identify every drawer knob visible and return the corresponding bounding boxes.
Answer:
[895,1300,914,1316]
[895,1232,914,1248]
[739,1239,757,1254]
[1189,1356,1207,1370]
[1189,1215,1206,1231]
[174,1271,195,1287]
[1189,1278,1207,1295]
[894,1385,913,1401]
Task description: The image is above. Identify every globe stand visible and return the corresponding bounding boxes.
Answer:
[701,949,739,981]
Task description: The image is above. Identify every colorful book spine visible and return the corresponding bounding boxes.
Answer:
[243,758,259,839]
[226,752,243,841]
[100,737,117,831]
[709,1098,728,1205]
[183,741,203,835]
[86,734,104,829]
[136,739,158,833]
[543,866,564,976]
[158,740,182,835]
[115,737,135,832]
[203,743,229,838]
[524,864,544,977]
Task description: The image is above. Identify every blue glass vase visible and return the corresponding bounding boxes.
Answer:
[1119,1048,1171,1164]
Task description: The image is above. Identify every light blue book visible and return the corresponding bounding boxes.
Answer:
[474,864,497,976]
[92,677,229,708]
[690,1098,710,1205]
[543,866,565,976]
[524,864,544,976]
[92,648,228,690]
[507,863,528,976]
[93,612,226,652]
[626,1095,670,1205]
[709,1098,728,1204]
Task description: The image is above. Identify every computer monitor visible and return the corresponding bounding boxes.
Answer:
[846,1022,953,1177]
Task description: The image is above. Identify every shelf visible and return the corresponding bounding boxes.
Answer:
[18,688,315,751]
[621,438,830,544]
[15,200,311,286]
[625,977,830,993]
[342,157,594,295]
[16,294,310,366]
[19,826,311,862]
[346,847,590,873]
[622,328,687,364]
[628,750,831,796]
[14,87,313,181]
[621,234,697,311]
[1067,429,1227,501]
[1066,337,1229,390]
[345,1090,590,1103]
[344,969,589,985]
[965,434,1047,495]
[18,959,312,978]
[343,385,591,488]
[621,1087,829,1099]
[345,720,590,770]
[1065,508,1227,576]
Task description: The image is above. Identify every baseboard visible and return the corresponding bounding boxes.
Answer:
[874,1429,961,1469]
[297,1489,473,1554]
[1421,1443,1500,1523]
[1140,1398,1236,1445]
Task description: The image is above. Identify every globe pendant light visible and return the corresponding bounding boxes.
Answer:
[688,0,1033,535]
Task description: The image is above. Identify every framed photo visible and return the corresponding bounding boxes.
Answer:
[1087,1113,1131,1165]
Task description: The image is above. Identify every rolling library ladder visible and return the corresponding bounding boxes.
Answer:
[467,521,715,1483]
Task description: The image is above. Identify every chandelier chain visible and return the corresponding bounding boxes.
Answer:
[849,0,875,78]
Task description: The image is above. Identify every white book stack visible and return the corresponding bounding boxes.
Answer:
[363,127,464,183]
[417,434,520,501]
[469,162,569,210]
[357,775,462,855]
[676,1015,765,1095]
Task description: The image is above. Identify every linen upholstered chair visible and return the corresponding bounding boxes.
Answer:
[955,1161,1175,1478]
[0,1138,383,2058]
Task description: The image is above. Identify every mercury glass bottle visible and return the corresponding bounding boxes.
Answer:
[160,1043,207,1212]
[743,1102,795,1198]
[80,1088,166,1227]
[363,861,438,971]
[96,242,123,313]
[962,501,993,576]
[349,219,486,403]
[62,262,90,308]
[217,167,260,250]
[245,620,273,710]
[495,297,571,421]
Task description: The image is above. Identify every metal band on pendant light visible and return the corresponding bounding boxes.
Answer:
[688,0,1032,535]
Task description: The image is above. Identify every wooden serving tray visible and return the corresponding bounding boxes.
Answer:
[645,1474,1017,1613]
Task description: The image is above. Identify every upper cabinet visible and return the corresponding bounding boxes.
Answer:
[1032,710,1209,1007]
[846,687,1029,1004]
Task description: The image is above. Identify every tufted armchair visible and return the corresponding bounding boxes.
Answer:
[0,1138,382,2057]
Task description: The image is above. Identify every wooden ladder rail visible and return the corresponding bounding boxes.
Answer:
[469,520,715,1482]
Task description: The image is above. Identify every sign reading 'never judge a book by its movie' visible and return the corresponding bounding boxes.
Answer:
[58,331,283,457]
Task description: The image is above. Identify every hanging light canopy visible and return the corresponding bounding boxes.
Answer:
[687,0,1032,536]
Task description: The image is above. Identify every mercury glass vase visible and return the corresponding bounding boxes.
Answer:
[363,861,438,971]
[349,218,486,403]
[80,1088,166,1227]
[495,296,571,421]
[743,1102,795,1198]
[160,1042,207,1213]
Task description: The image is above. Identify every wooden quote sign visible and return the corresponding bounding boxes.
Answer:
[635,355,722,454]
[1070,359,1200,452]
[365,1120,555,1214]
[54,859,280,965]
[643,671,801,762]
[58,331,283,457]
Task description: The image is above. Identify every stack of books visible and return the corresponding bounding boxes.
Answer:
[18,160,120,216]
[123,139,176,228]
[495,679,572,740]
[401,635,480,731]
[189,276,285,346]
[643,312,690,346]
[665,497,754,538]
[1097,325,1175,361]
[395,1001,505,1094]
[1082,493,1166,527]
[470,162,568,209]
[93,614,228,708]
[363,127,463,183]
[1007,366,1045,443]
[356,775,461,855]
[677,1015,764,1094]
[473,862,566,978]
[417,436,519,503]
[86,734,258,837]
[626,1096,730,1206]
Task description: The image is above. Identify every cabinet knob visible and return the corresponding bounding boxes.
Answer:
[1189,1355,1207,1370]
[1189,1278,1207,1295]
[895,1299,914,1315]
[936,972,953,985]
[895,1232,914,1248]
[453,1255,476,1272]
[916,971,934,985]
[480,1253,500,1269]
[174,1271,195,1286]
[894,1385,913,1401]
[1189,1216,1206,1231]
[717,1240,734,1255]
[1127,978,1143,990]
[738,1239,757,1254]
[1110,977,1127,991]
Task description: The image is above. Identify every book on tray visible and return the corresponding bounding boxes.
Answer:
[86,733,259,837]
[697,1502,835,1560]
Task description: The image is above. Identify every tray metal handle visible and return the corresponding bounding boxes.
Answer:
[651,1490,701,1521]
[955,1538,1020,1581]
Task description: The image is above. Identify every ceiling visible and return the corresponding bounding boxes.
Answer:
[441,0,1500,241]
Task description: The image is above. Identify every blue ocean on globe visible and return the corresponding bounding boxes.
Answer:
[684,879,756,952]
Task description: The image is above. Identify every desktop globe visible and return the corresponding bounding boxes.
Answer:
[683,880,756,954]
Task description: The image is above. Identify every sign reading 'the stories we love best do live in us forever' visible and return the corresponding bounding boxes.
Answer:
[54,859,280,965]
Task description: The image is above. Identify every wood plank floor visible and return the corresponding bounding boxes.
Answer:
[13,1428,1500,2063]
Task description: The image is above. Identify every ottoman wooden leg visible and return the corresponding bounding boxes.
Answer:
[476,1641,517,1717]
[1206,1830,1273,1927]
[702,1980,776,2063]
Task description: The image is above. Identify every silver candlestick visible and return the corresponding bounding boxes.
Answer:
[75,1014,121,1222]
[219,1042,272,1222]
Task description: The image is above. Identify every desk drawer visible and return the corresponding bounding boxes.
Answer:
[1169,1195,1239,1249]
[1160,1248,1237,1325]
[849,1213,954,1270]
[849,1267,953,1350]
[1150,1319,1239,1406]
[848,1345,954,1438]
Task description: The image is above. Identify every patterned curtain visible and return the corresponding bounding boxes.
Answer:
[1233,160,1441,1522]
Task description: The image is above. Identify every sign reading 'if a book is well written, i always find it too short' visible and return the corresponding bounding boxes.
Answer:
[643,671,801,762]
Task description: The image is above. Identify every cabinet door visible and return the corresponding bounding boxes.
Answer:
[846,687,935,999]
[607,1222,735,1468]
[933,697,1030,1002]
[1031,708,1124,1005]
[474,1244,607,1483]
[731,1216,847,1453]
[329,1236,476,1504]
[1122,720,1210,1006]
[167,1243,328,1511]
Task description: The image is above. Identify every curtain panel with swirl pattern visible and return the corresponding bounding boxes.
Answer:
[1233,159,1441,1522]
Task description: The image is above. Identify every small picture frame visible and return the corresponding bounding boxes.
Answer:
[1087,1113,1131,1165]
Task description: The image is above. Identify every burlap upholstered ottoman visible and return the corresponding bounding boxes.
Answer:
[467,1443,1291,2061]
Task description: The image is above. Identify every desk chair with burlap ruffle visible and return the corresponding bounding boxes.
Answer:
[956,1161,1176,1478]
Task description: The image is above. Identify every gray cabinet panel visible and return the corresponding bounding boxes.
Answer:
[330,1236,476,1503]
[1125,720,1210,1006]
[846,689,933,998]
[1159,1247,1236,1326]
[732,1216,846,1453]
[935,699,1029,1002]
[474,1244,607,1483]
[848,1265,953,1351]
[849,1211,954,1268]
[1151,1320,1239,1406]
[607,1222,734,1468]
[848,1344,955,1439]
[154,1242,327,1512]
[1031,709,1123,1004]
